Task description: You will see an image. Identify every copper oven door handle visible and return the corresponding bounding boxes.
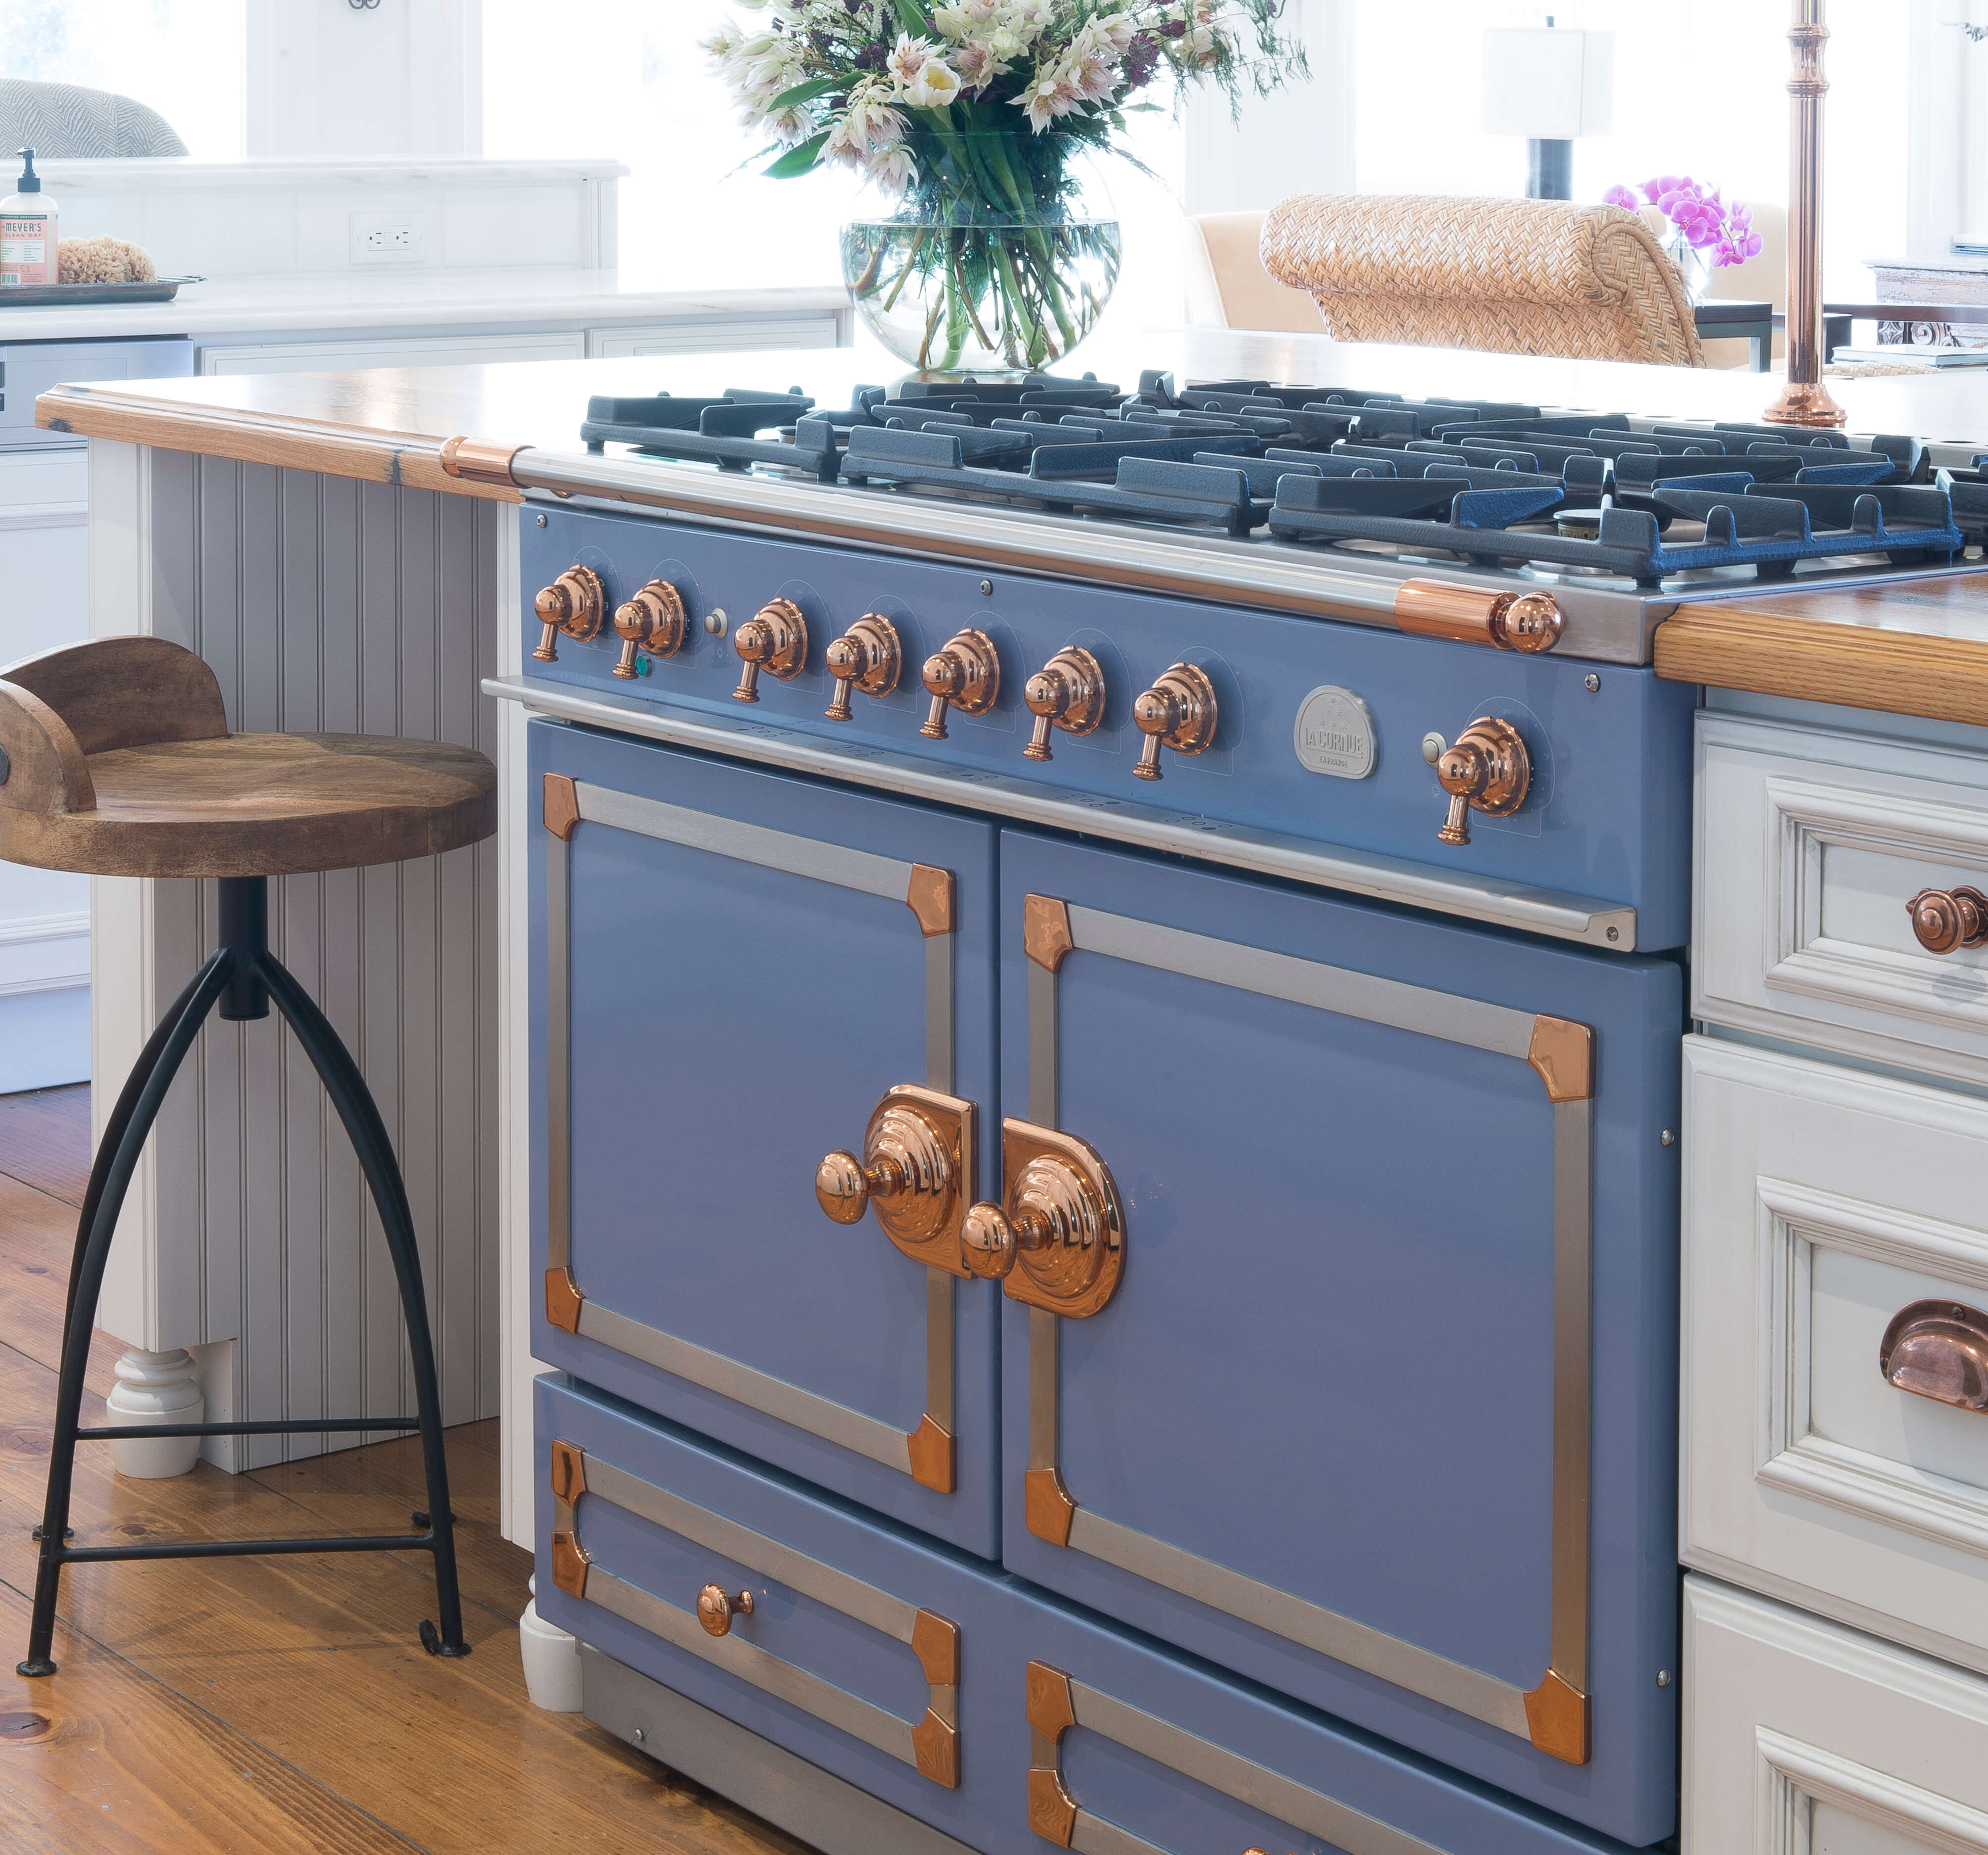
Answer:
[1879,1299,1988,1413]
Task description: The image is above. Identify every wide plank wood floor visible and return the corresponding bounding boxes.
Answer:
[0,1083,813,1855]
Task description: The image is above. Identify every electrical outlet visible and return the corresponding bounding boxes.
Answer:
[349,211,426,265]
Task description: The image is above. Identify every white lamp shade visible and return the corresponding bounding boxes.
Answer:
[1481,28,1615,140]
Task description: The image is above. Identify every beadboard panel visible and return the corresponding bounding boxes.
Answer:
[90,439,501,1471]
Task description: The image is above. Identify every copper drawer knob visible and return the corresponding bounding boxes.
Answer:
[1907,885,1988,955]
[1131,663,1216,781]
[612,580,687,678]
[696,1584,754,1637]
[1435,716,1530,846]
[823,614,901,720]
[920,629,1001,740]
[531,565,605,664]
[732,598,808,703]
[1023,646,1105,763]
[1880,1299,1988,1413]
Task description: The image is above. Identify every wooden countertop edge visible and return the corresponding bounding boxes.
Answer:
[1654,604,1988,728]
[35,384,522,504]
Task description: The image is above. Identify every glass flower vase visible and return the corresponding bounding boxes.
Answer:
[841,134,1121,376]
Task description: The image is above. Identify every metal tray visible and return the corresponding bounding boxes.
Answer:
[0,275,202,307]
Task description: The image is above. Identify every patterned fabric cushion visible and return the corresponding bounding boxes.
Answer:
[0,79,187,159]
[1259,194,1705,368]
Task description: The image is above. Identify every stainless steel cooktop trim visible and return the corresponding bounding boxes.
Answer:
[491,677,1640,952]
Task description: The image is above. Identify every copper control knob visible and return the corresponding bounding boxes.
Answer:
[920,629,1001,740]
[696,1584,753,1637]
[1907,885,1988,954]
[822,614,901,720]
[1022,646,1105,763]
[612,580,687,678]
[1131,663,1217,781]
[1435,717,1530,847]
[732,598,808,703]
[531,565,606,663]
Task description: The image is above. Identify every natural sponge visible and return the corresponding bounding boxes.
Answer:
[57,237,157,285]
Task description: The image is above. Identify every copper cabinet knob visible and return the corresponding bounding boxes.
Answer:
[1435,716,1530,846]
[816,1149,909,1223]
[919,629,1001,740]
[696,1584,754,1637]
[1907,885,1988,955]
[1022,647,1105,763]
[531,565,606,663]
[1131,663,1216,781]
[961,1123,1126,1317]
[1879,1299,1988,1413]
[823,614,901,720]
[732,598,808,703]
[612,580,687,679]
[816,1092,965,1259]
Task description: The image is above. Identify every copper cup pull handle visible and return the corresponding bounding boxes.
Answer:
[1880,1299,1988,1413]
[696,1584,754,1636]
[1907,886,1988,955]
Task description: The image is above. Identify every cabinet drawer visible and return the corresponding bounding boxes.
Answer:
[1683,1575,1988,1854]
[1683,1036,1988,1671]
[536,1374,1645,1855]
[1695,710,1988,1084]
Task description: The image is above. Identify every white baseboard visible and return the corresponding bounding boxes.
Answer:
[0,984,90,1093]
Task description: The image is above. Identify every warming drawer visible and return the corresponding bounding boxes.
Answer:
[536,1373,1650,1855]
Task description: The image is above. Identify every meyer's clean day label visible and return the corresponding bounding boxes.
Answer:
[1,213,51,286]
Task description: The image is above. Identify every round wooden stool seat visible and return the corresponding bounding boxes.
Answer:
[0,638,495,879]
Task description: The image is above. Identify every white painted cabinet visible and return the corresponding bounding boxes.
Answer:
[199,330,589,375]
[585,314,842,357]
[1683,1033,1988,1673]
[1683,1575,1988,1855]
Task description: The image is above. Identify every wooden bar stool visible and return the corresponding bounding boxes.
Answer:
[0,635,497,1676]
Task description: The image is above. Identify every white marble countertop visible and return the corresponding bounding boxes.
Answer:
[0,268,849,343]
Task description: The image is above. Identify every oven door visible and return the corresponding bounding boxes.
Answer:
[529,719,1000,1555]
[994,831,1680,1845]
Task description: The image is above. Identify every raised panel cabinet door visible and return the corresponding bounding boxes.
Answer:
[529,719,1001,1556]
[1694,708,1988,1086]
[1682,1575,1988,1855]
[995,830,1684,1847]
[1682,1035,1988,1670]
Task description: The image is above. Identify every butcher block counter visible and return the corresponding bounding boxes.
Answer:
[37,326,1988,728]
[31,324,1988,1550]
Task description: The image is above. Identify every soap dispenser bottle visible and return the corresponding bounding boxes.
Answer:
[1,149,56,287]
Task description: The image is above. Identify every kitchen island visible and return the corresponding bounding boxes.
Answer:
[32,330,1988,1855]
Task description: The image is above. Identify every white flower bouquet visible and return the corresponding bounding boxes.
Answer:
[706,1,1305,371]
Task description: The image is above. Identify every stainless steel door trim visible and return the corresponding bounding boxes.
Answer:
[493,678,1639,951]
[588,1564,922,1768]
[575,779,912,902]
[1065,1504,1529,1735]
[1070,1682,1451,1855]
[555,1443,962,1785]
[543,774,958,1488]
[581,1299,915,1474]
[579,1451,922,1643]
[1065,905,1540,1058]
[1069,1816,1165,1855]
[1024,895,1595,1752]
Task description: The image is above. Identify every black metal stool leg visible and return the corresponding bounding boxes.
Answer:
[19,948,236,1677]
[254,949,469,1658]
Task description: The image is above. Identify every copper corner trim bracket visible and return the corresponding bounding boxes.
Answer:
[1025,1467,1078,1546]
[548,1437,588,1505]
[1523,1668,1590,1764]
[542,773,581,841]
[439,434,525,486]
[911,1609,961,1688]
[1024,1660,1076,1742]
[906,1414,956,1493]
[544,1266,584,1333]
[911,1709,960,1788]
[1527,1015,1594,1104]
[1023,894,1074,973]
[549,1529,592,1601]
[906,864,955,938]
[1026,1765,1077,1846]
